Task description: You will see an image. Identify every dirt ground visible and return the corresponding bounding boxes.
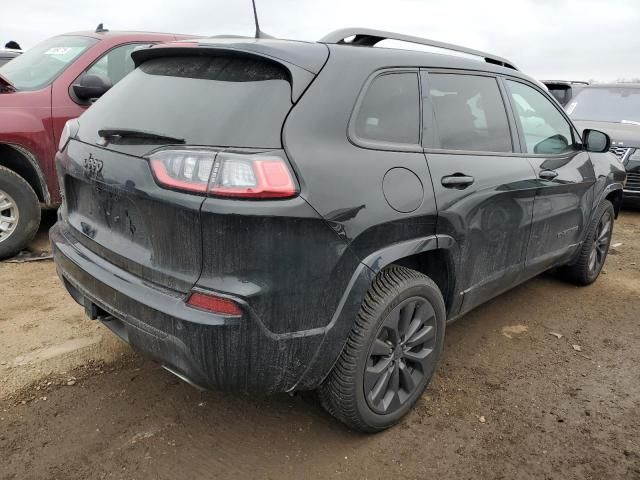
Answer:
[0,212,127,396]
[1,210,640,480]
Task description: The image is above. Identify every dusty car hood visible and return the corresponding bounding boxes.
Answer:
[573,120,640,148]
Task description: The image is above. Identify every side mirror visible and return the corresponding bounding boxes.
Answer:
[72,74,112,102]
[583,129,610,153]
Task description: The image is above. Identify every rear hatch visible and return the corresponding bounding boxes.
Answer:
[60,42,328,293]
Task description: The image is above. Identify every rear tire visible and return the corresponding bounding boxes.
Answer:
[0,166,41,260]
[319,265,446,432]
[558,200,614,286]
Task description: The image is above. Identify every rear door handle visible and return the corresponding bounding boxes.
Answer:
[539,169,559,180]
[441,174,475,189]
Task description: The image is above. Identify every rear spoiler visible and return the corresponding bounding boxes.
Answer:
[131,41,329,103]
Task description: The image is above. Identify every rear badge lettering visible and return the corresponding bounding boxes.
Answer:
[83,153,104,180]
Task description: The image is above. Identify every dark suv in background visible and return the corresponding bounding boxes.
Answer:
[51,28,625,432]
[567,83,640,206]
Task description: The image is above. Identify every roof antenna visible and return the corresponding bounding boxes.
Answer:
[95,23,109,33]
[251,0,273,39]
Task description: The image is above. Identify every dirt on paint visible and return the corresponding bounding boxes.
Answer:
[1,210,640,480]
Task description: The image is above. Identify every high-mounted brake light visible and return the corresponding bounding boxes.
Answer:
[148,149,297,199]
[186,291,243,316]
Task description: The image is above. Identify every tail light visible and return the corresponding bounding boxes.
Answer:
[148,149,297,199]
[59,118,80,152]
[186,291,243,316]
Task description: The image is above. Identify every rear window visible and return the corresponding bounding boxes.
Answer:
[78,55,292,149]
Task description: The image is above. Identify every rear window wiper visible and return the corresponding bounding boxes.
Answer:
[98,128,186,145]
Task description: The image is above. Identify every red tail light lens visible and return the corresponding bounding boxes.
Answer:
[148,149,297,199]
[210,153,297,198]
[149,149,215,193]
[186,291,242,316]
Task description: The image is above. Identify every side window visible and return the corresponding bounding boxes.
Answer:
[353,72,420,145]
[84,43,149,86]
[427,74,512,153]
[506,80,574,155]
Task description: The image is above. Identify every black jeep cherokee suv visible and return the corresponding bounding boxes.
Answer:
[51,28,626,432]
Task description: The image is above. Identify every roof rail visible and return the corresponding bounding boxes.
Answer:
[320,28,518,71]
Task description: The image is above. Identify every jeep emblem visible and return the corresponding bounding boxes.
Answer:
[83,153,104,180]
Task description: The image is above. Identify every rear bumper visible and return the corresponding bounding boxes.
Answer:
[50,222,372,393]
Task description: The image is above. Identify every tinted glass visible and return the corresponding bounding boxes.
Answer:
[77,56,292,149]
[0,36,97,90]
[506,80,574,155]
[85,43,149,85]
[568,87,640,124]
[548,86,569,106]
[354,72,420,145]
[428,74,512,152]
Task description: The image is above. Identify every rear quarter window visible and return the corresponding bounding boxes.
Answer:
[351,71,421,148]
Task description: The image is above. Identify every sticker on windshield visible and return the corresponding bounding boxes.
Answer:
[566,102,578,115]
[45,47,73,55]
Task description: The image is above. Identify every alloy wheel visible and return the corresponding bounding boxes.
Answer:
[588,211,612,274]
[0,189,19,243]
[365,297,437,414]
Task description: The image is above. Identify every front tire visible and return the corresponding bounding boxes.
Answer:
[559,200,614,286]
[0,166,41,260]
[319,265,446,432]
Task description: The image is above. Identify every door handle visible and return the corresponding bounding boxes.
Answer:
[441,174,475,189]
[539,169,559,180]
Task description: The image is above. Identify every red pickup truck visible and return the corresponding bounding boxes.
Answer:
[0,26,193,258]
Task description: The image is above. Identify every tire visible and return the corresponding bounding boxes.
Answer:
[558,200,615,286]
[319,265,446,432]
[0,166,41,260]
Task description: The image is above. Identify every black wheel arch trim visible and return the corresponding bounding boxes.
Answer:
[291,234,456,391]
[597,182,623,218]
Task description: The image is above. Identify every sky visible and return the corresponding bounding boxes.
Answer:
[2,0,639,81]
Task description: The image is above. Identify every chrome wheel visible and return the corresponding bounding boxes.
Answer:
[365,297,437,415]
[0,189,19,243]
[588,211,612,274]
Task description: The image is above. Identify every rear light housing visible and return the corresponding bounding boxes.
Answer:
[186,291,243,316]
[58,118,80,152]
[148,148,298,199]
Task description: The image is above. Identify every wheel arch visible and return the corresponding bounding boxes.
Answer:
[291,235,458,391]
[0,143,51,204]
[360,235,456,316]
[604,186,623,218]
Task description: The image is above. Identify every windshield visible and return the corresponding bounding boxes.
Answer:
[0,35,97,91]
[568,87,640,123]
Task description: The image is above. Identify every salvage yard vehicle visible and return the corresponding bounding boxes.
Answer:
[0,26,194,258]
[0,48,21,67]
[567,83,640,206]
[51,28,626,432]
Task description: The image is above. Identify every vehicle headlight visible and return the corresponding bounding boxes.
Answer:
[628,148,640,162]
[58,118,80,152]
